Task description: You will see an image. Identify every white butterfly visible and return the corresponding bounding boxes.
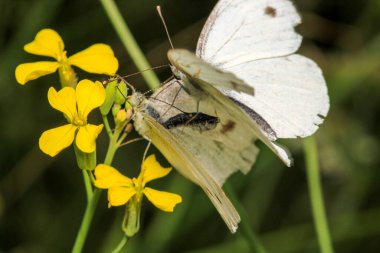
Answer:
[130,0,329,233]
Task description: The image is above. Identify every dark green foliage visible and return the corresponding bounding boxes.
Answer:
[0,0,379,252]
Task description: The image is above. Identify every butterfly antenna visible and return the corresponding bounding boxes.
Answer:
[115,74,136,94]
[143,89,153,96]
[113,74,137,111]
[157,5,174,49]
[120,65,170,79]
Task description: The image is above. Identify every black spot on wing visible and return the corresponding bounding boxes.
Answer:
[265,6,277,17]
[317,114,326,119]
[221,120,236,134]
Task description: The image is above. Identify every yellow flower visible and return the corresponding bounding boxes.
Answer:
[15,28,119,85]
[39,79,106,157]
[94,155,182,212]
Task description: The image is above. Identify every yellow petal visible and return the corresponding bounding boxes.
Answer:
[68,44,119,75]
[76,80,106,119]
[15,61,59,85]
[94,164,133,189]
[24,29,65,59]
[47,86,77,121]
[143,187,182,212]
[140,154,172,184]
[108,187,136,207]
[39,124,77,157]
[76,124,103,153]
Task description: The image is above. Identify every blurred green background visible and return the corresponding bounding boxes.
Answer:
[1,0,380,252]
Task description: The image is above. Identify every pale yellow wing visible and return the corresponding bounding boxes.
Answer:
[149,79,260,186]
[168,49,254,95]
[133,103,241,233]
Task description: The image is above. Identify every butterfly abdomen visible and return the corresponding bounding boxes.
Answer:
[162,112,220,132]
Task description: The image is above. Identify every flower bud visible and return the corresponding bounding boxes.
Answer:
[115,81,128,105]
[116,109,128,124]
[125,100,133,111]
[122,198,141,237]
[125,123,133,134]
[112,104,121,118]
[100,79,117,116]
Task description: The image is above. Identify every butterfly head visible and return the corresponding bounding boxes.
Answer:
[129,92,146,108]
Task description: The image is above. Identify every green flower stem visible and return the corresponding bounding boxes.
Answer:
[88,170,96,183]
[304,136,335,253]
[102,115,113,138]
[104,132,120,166]
[105,124,128,165]
[224,183,267,253]
[116,132,127,146]
[99,0,160,90]
[111,236,128,253]
[82,170,93,201]
[72,189,101,253]
[72,123,124,252]
[72,141,119,252]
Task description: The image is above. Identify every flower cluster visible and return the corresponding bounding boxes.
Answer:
[15,29,182,239]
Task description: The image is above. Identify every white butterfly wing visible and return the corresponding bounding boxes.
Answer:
[197,0,302,68]
[196,0,329,139]
[224,55,329,138]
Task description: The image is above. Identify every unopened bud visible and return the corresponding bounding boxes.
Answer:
[125,100,133,111]
[122,198,141,237]
[100,79,117,116]
[115,81,128,105]
[116,109,128,123]
[112,104,121,118]
[125,123,133,133]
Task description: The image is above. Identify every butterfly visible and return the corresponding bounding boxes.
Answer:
[129,0,329,233]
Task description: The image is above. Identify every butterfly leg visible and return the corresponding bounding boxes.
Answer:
[159,80,184,119]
